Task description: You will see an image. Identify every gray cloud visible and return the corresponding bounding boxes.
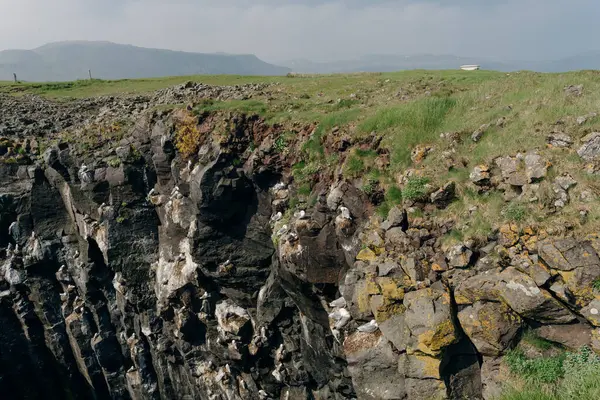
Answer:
[1,0,598,62]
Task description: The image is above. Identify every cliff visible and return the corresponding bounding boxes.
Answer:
[2,72,600,399]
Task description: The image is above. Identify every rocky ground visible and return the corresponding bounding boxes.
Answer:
[2,74,600,400]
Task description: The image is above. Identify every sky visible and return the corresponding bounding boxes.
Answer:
[0,0,599,63]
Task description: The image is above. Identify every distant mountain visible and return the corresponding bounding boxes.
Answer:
[0,41,290,82]
[284,53,600,73]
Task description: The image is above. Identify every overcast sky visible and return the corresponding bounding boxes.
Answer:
[0,0,598,62]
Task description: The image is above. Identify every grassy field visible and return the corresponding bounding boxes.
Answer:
[4,69,600,239]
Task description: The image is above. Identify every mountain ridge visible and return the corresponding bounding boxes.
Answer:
[0,41,291,81]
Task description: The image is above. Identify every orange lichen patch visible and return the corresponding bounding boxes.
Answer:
[499,223,520,247]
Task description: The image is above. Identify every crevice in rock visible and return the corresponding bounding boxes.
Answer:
[440,283,484,400]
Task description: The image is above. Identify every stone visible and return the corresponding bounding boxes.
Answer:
[472,123,491,142]
[470,164,491,186]
[524,152,548,182]
[458,301,522,356]
[577,112,597,125]
[377,261,400,277]
[344,332,406,400]
[381,206,408,231]
[480,357,508,400]
[533,323,592,350]
[555,174,577,191]
[538,238,600,271]
[401,257,424,282]
[581,299,600,326]
[564,84,584,96]
[357,248,378,262]
[495,155,527,186]
[498,223,519,247]
[430,181,456,208]
[215,300,251,336]
[578,132,600,161]
[379,314,408,351]
[404,284,458,356]
[547,132,573,148]
[455,267,576,324]
[405,378,446,400]
[446,245,473,269]
[398,353,441,380]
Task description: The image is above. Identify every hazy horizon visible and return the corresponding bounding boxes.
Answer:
[1,0,599,64]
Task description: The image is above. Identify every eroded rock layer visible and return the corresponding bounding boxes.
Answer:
[2,90,600,400]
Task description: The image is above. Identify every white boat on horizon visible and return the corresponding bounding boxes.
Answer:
[460,65,480,71]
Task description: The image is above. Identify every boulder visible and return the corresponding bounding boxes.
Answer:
[524,153,548,182]
[381,207,408,231]
[446,245,473,269]
[547,132,573,148]
[379,314,408,351]
[470,165,491,186]
[533,323,592,350]
[215,300,251,336]
[495,155,527,186]
[538,238,600,300]
[472,123,491,142]
[405,379,446,400]
[537,238,600,271]
[578,132,600,161]
[344,331,406,400]
[458,301,522,356]
[564,84,583,96]
[404,284,458,356]
[577,112,597,125]
[455,267,576,324]
[430,182,456,208]
[398,353,441,380]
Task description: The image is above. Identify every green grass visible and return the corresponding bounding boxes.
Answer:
[360,96,456,167]
[7,69,600,237]
[501,347,600,400]
[505,349,565,385]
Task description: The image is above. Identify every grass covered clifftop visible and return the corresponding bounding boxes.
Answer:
[3,69,600,243]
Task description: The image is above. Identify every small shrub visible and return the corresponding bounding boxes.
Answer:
[274,136,287,153]
[402,177,430,201]
[504,202,527,222]
[175,112,202,159]
[592,278,600,291]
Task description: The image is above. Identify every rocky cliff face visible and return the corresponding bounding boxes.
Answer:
[1,85,600,400]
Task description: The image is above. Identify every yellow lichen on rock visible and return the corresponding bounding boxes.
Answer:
[356,248,377,262]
